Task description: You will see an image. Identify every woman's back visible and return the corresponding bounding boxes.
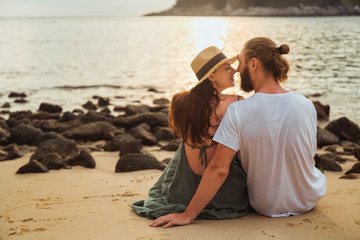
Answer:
[184,94,242,175]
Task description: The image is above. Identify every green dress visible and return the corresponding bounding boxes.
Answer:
[131,142,250,220]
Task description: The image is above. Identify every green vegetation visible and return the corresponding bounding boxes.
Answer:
[174,0,360,9]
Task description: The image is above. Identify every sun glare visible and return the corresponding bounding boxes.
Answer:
[191,18,229,53]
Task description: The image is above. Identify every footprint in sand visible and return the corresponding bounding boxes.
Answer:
[83,192,139,199]
[8,227,47,236]
[302,218,312,224]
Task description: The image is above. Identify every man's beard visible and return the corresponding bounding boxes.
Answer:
[240,66,254,92]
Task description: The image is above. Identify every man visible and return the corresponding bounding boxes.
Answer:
[150,37,326,228]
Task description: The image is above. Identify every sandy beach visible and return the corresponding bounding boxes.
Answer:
[0,145,359,240]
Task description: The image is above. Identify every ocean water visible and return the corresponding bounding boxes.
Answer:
[0,16,359,124]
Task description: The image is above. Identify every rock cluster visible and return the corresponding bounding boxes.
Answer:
[0,92,359,180]
[0,95,173,174]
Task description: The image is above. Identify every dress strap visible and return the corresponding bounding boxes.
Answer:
[184,141,216,168]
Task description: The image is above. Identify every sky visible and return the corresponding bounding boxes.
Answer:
[0,0,177,17]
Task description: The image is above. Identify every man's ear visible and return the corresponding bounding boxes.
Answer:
[250,58,258,73]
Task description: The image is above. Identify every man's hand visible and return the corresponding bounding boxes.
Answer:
[149,213,192,228]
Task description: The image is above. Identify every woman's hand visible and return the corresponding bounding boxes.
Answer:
[149,213,193,228]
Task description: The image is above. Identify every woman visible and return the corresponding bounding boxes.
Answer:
[131,46,250,220]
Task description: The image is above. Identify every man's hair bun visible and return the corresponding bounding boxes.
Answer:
[277,44,290,55]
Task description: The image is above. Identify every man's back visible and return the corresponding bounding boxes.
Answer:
[213,91,326,217]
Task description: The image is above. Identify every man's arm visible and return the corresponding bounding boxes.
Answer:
[150,143,236,228]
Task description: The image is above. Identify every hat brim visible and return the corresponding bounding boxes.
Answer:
[197,54,239,83]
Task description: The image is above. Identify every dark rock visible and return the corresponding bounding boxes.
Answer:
[345,162,360,175]
[154,127,175,141]
[0,110,10,114]
[312,101,329,121]
[0,150,8,161]
[14,98,28,103]
[31,112,52,120]
[16,160,48,174]
[119,139,142,156]
[8,110,32,120]
[325,117,360,142]
[323,145,337,153]
[73,109,85,115]
[339,141,359,148]
[62,121,117,141]
[319,153,347,163]
[161,141,179,151]
[353,147,360,161]
[100,107,111,114]
[153,98,170,106]
[0,127,9,139]
[65,150,96,168]
[39,103,63,113]
[9,124,42,145]
[138,123,151,131]
[314,153,342,172]
[162,158,171,164]
[0,137,8,145]
[97,97,110,107]
[8,92,27,98]
[6,144,24,159]
[150,106,169,112]
[82,101,97,110]
[30,137,79,163]
[340,141,359,157]
[340,174,359,179]
[6,111,32,128]
[41,153,70,170]
[113,112,168,129]
[317,127,339,147]
[1,102,11,108]
[147,87,159,92]
[113,106,125,112]
[309,93,322,97]
[82,111,113,124]
[124,104,150,116]
[127,125,157,146]
[103,133,135,151]
[115,153,165,172]
[32,118,83,133]
[0,119,10,131]
[59,111,78,122]
[113,129,125,136]
[33,132,62,146]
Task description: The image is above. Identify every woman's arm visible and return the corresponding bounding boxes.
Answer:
[150,143,236,228]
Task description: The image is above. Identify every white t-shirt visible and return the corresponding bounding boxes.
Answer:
[213,92,326,217]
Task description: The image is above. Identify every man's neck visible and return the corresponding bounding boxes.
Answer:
[253,76,288,94]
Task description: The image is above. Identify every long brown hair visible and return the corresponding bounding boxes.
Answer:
[243,37,290,83]
[169,79,220,145]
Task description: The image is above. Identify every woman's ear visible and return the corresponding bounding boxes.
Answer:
[209,74,216,82]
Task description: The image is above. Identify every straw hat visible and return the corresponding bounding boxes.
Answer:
[191,46,238,83]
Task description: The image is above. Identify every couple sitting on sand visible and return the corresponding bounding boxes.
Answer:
[131,37,327,228]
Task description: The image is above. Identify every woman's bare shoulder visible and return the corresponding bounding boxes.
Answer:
[221,94,244,104]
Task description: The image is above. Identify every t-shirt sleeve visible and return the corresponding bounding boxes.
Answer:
[213,103,240,152]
